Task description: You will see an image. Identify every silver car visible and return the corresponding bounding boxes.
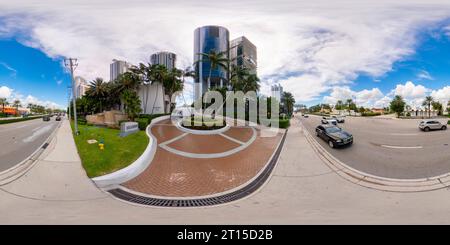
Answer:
[321,117,337,125]
[419,120,447,132]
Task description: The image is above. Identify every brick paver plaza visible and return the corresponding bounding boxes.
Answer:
[124,119,283,197]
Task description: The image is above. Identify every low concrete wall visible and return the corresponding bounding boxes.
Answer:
[91,115,170,188]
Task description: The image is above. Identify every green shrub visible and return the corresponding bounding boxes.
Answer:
[0,116,43,124]
[136,118,149,130]
[447,120,450,125]
[362,112,381,117]
[279,119,290,128]
[77,118,87,125]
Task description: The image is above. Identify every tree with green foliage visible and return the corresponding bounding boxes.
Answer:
[335,100,344,110]
[422,96,434,118]
[163,68,184,113]
[121,90,142,121]
[390,95,406,118]
[197,50,229,89]
[282,92,295,116]
[86,78,109,113]
[432,101,443,116]
[12,99,21,115]
[0,97,8,113]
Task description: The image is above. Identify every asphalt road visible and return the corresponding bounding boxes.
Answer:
[0,117,60,172]
[299,114,450,179]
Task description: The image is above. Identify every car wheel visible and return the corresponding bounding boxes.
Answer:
[328,140,334,148]
[442,126,447,130]
[316,131,320,137]
[424,127,430,132]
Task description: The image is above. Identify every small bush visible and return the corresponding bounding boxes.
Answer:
[362,112,381,117]
[77,118,87,125]
[136,118,149,130]
[0,116,43,124]
[448,120,450,125]
[279,119,290,128]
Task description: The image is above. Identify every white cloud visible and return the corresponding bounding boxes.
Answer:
[393,81,429,99]
[417,70,434,80]
[0,61,17,77]
[0,85,63,109]
[0,85,13,98]
[431,86,450,107]
[0,0,450,104]
[323,86,384,108]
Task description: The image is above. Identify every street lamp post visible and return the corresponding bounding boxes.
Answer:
[65,58,79,135]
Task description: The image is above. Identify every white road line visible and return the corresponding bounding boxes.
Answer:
[159,133,189,146]
[219,133,245,145]
[23,125,53,143]
[389,133,419,136]
[380,145,423,149]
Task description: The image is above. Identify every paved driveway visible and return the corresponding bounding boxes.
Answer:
[300,115,450,179]
[123,119,283,197]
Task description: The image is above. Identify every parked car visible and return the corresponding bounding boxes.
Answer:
[419,120,447,132]
[331,115,345,123]
[315,125,353,148]
[55,116,62,121]
[303,114,309,118]
[43,115,50,121]
[321,117,337,125]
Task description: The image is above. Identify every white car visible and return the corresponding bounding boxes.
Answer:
[419,120,447,132]
[321,117,337,125]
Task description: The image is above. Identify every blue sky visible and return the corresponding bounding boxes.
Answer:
[0,1,450,109]
[0,39,70,108]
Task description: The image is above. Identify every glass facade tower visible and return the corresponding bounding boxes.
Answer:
[150,51,177,70]
[193,25,230,101]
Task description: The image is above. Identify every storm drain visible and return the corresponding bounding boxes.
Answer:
[108,130,288,207]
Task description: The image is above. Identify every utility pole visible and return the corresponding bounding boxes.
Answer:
[65,58,79,135]
[67,85,72,121]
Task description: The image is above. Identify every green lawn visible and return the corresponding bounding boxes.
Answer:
[71,122,149,178]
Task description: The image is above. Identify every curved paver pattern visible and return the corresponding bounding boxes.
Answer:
[123,120,282,197]
[222,127,254,143]
[167,134,241,154]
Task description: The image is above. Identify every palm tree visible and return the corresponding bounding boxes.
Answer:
[86,78,108,113]
[282,92,295,116]
[230,64,250,92]
[0,97,7,113]
[197,50,229,89]
[163,68,184,113]
[149,64,169,114]
[129,63,152,114]
[12,99,21,115]
[422,96,434,118]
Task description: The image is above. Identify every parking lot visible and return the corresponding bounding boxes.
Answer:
[299,114,450,179]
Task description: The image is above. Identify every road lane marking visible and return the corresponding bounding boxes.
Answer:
[23,125,53,143]
[380,145,423,149]
[389,133,419,136]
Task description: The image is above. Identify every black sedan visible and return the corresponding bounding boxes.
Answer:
[315,125,353,148]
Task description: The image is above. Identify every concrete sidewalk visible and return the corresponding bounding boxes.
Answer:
[2,118,450,224]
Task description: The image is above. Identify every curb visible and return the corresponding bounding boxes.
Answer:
[0,120,63,186]
[107,128,288,207]
[299,120,450,192]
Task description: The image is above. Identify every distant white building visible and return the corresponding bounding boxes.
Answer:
[137,83,167,115]
[75,76,89,98]
[271,84,283,102]
[110,59,130,81]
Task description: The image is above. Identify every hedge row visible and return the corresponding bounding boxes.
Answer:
[0,116,43,124]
